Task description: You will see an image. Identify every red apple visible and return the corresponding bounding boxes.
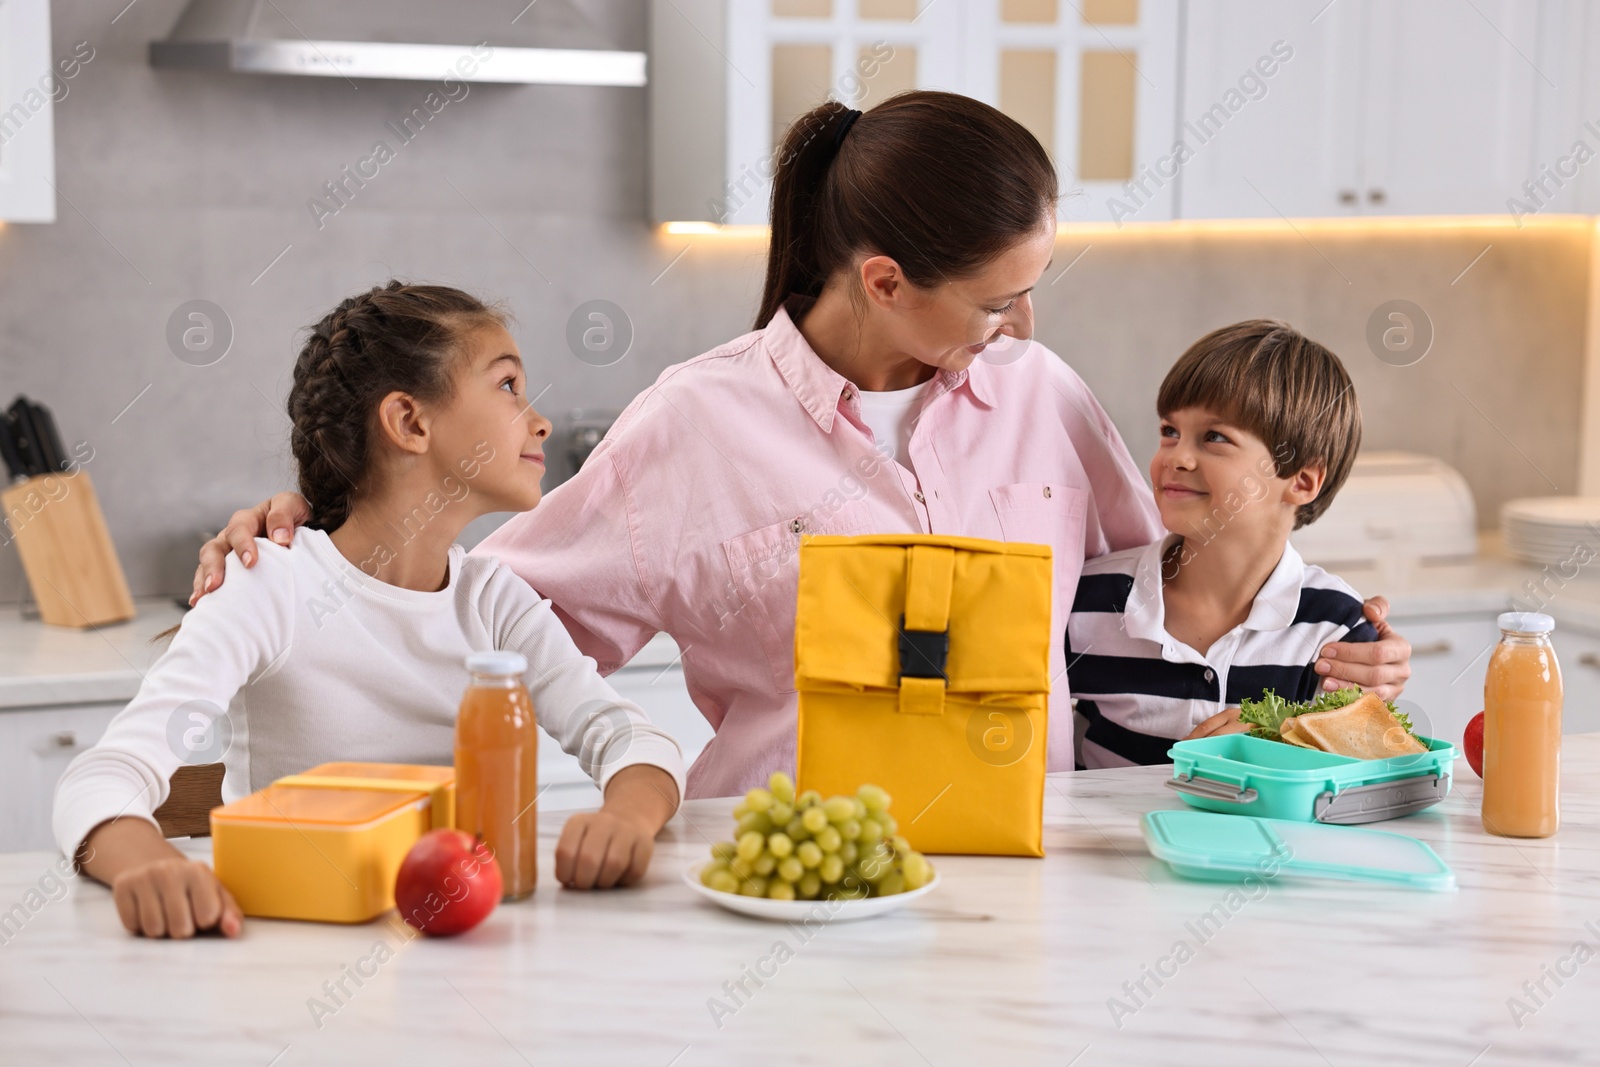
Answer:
[1463,711,1485,778]
[395,829,502,936]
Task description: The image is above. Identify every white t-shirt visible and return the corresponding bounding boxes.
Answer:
[52,529,687,858]
[854,380,929,464]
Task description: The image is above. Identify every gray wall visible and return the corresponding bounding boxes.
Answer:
[0,1,1590,603]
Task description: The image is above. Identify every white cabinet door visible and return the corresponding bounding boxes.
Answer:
[535,664,711,810]
[1177,0,1544,219]
[0,0,56,222]
[1359,0,1538,216]
[1385,614,1500,749]
[0,703,119,853]
[1525,0,1600,216]
[653,0,1181,226]
[1177,0,1364,219]
[1550,627,1600,735]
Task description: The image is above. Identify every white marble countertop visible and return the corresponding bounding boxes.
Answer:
[2,735,1597,1065]
[0,599,684,711]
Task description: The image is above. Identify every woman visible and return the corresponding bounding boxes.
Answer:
[195,92,1411,798]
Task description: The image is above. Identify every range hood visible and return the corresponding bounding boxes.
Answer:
[150,0,645,86]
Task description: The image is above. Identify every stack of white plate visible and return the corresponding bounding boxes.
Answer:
[1501,497,1600,565]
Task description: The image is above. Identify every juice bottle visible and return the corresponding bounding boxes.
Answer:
[454,651,539,899]
[1482,612,1561,838]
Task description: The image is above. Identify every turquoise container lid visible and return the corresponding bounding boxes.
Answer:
[1142,810,1456,892]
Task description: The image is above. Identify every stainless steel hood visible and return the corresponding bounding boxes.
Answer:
[150,0,646,86]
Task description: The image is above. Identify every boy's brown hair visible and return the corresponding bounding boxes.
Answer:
[1156,319,1361,529]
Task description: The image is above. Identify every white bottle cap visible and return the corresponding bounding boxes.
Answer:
[466,651,528,675]
[1497,611,1555,634]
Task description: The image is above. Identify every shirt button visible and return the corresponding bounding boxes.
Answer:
[1203,669,1215,682]
[1043,486,1052,498]
[790,518,806,533]
[842,387,854,401]
[913,491,926,504]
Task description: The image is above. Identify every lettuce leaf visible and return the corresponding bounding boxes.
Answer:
[1236,686,1417,745]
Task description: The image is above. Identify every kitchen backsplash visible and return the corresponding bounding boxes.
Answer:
[0,1,1589,602]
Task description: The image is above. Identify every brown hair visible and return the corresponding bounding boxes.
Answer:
[1157,319,1362,529]
[157,282,503,643]
[287,281,505,532]
[756,91,1059,329]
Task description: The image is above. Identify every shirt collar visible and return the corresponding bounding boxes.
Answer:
[1242,539,1307,632]
[1122,533,1308,651]
[764,298,995,431]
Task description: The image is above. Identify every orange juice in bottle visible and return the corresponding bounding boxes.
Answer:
[1482,612,1561,838]
[455,651,539,899]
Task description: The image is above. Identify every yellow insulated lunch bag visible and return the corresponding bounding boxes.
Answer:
[794,534,1052,857]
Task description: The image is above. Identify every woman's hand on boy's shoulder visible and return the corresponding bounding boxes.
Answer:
[192,492,311,605]
[1315,596,1412,702]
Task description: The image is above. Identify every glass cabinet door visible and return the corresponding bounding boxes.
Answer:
[715,0,1178,225]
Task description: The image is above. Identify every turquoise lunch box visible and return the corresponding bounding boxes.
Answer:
[1165,733,1458,824]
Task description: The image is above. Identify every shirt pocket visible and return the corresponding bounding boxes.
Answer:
[722,498,875,695]
[989,482,1091,631]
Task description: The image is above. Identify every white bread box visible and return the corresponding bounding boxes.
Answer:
[1291,452,1477,565]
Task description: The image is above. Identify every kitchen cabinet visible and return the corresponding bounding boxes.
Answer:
[1525,0,1600,216]
[1551,626,1600,735]
[0,0,56,222]
[0,702,119,852]
[1178,0,1542,220]
[1383,612,1500,747]
[650,0,1181,226]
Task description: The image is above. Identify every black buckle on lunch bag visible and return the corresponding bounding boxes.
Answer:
[897,615,949,681]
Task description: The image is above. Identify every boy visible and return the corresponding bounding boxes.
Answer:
[1067,320,1377,768]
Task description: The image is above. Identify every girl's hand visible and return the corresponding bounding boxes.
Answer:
[1316,596,1413,702]
[191,492,311,605]
[554,765,680,890]
[554,810,657,889]
[112,857,243,940]
[1185,707,1250,740]
[81,817,243,939]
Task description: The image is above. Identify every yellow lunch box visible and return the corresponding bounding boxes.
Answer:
[210,762,456,924]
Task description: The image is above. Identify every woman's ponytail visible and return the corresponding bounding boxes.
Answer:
[756,101,862,330]
[755,90,1059,330]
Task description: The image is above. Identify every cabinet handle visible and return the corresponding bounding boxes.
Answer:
[1338,189,1358,205]
[53,730,78,747]
[1579,653,1600,669]
[1367,188,1387,205]
[1412,640,1453,657]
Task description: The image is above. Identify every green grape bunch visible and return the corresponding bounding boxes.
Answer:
[699,773,936,901]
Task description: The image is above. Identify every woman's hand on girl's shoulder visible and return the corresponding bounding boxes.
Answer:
[192,492,311,605]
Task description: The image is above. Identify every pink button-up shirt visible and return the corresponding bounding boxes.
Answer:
[473,302,1162,798]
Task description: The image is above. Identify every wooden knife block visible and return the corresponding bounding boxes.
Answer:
[2,470,135,628]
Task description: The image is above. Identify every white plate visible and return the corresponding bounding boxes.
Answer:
[682,863,940,922]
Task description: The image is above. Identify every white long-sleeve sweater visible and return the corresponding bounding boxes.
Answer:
[52,529,687,858]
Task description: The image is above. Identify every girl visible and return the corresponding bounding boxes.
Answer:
[55,282,685,939]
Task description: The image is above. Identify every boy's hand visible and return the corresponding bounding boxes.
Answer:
[1316,596,1412,701]
[112,857,243,940]
[554,765,679,890]
[1185,707,1251,740]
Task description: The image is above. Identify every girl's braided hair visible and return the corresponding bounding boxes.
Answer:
[288,281,505,531]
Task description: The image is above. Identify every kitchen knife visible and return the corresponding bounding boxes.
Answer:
[0,413,26,481]
[27,399,68,473]
[5,397,43,476]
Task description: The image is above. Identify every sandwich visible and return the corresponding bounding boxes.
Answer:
[1238,687,1426,759]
